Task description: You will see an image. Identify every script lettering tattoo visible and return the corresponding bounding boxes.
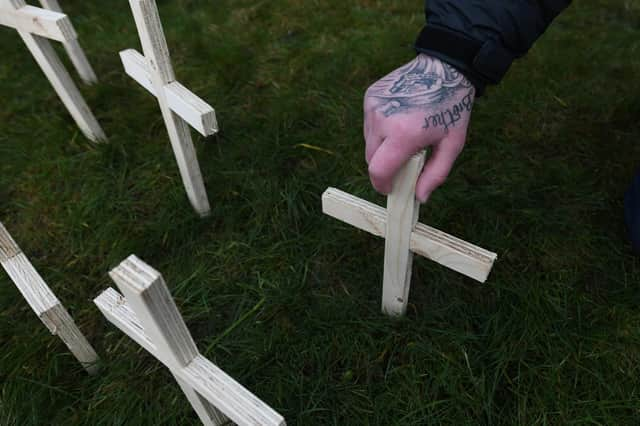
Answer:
[422,93,473,130]
[367,54,474,131]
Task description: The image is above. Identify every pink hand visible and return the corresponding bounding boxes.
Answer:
[363,54,475,202]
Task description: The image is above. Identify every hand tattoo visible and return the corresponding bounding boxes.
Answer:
[422,93,473,131]
[366,55,474,131]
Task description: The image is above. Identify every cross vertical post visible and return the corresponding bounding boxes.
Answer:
[122,0,219,217]
[0,0,106,142]
[109,256,226,426]
[37,0,98,84]
[382,152,425,316]
[322,150,498,317]
[95,255,286,426]
[0,222,99,373]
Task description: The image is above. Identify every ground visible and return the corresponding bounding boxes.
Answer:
[1,0,640,424]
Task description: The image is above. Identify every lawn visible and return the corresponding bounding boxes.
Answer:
[1,0,640,424]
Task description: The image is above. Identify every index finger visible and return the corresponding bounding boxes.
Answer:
[367,136,423,195]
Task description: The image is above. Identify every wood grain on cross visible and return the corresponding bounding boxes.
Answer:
[0,222,99,374]
[323,151,498,316]
[121,0,218,217]
[0,0,105,141]
[94,255,285,426]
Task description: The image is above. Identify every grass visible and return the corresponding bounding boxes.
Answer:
[1,0,640,424]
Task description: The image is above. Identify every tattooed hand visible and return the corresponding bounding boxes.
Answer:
[364,54,475,202]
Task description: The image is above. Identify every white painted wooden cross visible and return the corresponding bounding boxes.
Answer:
[0,222,99,374]
[0,0,106,142]
[94,255,286,426]
[120,0,218,217]
[322,151,498,316]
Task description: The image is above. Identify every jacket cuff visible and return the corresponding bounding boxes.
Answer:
[414,25,516,96]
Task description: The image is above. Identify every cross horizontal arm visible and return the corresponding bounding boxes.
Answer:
[322,188,497,282]
[94,288,155,352]
[0,5,76,42]
[120,49,218,137]
[94,287,286,426]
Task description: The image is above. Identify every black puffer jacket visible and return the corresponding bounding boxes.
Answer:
[415,0,572,94]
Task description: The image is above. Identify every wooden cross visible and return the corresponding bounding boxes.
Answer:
[322,151,498,316]
[0,222,99,374]
[0,0,106,142]
[120,0,218,217]
[94,255,286,426]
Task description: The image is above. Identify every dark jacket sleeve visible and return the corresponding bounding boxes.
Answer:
[415,0,572,94]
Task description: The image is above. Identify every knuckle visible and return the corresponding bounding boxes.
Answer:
[368,162,382,179]
[364,88,375,103]
[363,100,376,115]
[365,126,380,141]
[431,174,448,187]
[390,121,416,138]
[364,85,376,97]
[368,163,388,184]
